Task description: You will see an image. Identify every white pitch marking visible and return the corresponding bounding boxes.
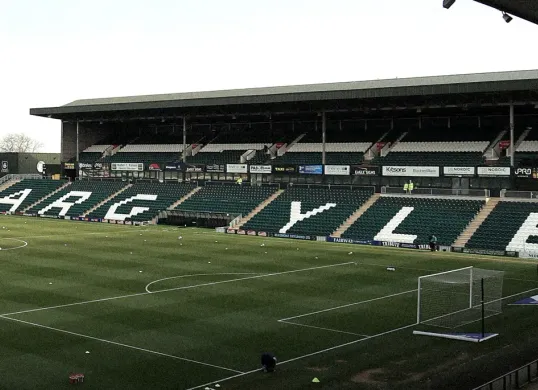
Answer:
[278,289,417,322]
[278,320,369,337]
[145,273,260,293]
[1,262,354,317]
[185,322,417,390]
[0,315,243,374]
[0,238,28,251]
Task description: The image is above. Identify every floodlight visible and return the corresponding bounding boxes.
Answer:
[502,12,513,23]
[443,0,456,9]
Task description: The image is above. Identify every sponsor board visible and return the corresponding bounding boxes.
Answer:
[324,165,350,176]
[258,231,267,237]
[206,164,226,173]
[237,229,246,235]
[1,161,8,173]
[273,233,313,240]
[477,166,511,177]
[78,162,93,169]
[247,230,257,236]
[351,165,379,176]
[514,167,538,179]
[273,165,297,174]
[382,166,439,177]
[226,228,236,234]
[165,162,182,171]
[249,165,272,174]
[148,163,162,171]
[443,167,475,176]
[184,164,205,173]
[63,162,75,170]
[227,164,248,174]
[111,162,144,171]
[461,248,517,257]
[327,237,372,245]
[519,251,538,260]
[298,165,323,175]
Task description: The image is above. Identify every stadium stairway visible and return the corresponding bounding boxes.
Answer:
[341,195,485,246]
[0,179,21,192]
[168,187,202,209]
[21,181,72,213]
[81,184,132,217]
[453,198,499,248]
[331,193,380,238]
[235,189,285,228]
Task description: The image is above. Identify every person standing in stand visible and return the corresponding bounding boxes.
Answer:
[429,234,438,252]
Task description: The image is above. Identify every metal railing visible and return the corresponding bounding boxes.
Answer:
[500,189,538,200]
[473,358,538,390]
[0,174,42,184]
[381,186,490,197]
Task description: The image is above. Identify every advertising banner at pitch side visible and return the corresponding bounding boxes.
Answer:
[382,166,439,177]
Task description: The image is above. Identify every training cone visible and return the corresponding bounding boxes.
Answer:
[312,377,320,383]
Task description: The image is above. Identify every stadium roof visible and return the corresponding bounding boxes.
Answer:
[31,69,538,120]
[474,0,538,24]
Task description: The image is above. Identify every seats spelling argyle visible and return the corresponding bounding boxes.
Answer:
[175,183,278,215]
[466,201,538,251]
[0,179,68,213]
[242,187,374,236]
[342,196,484,246]
[27,181,128,217]
[87,182,196,222]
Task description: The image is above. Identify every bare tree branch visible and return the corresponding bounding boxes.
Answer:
[0,133,43,153]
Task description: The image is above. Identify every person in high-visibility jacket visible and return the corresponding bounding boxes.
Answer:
[408,180,414,194]
[403,182,409,193]
[236,177,243,185]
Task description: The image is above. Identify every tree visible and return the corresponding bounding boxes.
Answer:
[0,133,43,153]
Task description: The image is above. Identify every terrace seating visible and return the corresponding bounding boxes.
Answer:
[466,201,538,251]
[88,182,196,222]
[0,179,68,213]
[342,196,484,246]
[242,187,374,236]
[27,181,127,217]
[175,183,278,216]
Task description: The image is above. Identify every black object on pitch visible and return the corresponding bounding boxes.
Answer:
[261,353,277,372]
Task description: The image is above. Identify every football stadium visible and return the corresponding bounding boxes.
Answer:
[2,2,538,389]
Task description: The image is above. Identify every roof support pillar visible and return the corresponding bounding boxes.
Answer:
[321,111,326,166]
[183,116,187,163]
[510,104,515,167]
[76,120,79,163]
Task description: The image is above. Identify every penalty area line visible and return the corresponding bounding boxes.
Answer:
[0,315,244,374]
[1,262,355,317]
[185,322,417,390]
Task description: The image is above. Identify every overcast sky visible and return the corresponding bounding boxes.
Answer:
[1,0,537,152]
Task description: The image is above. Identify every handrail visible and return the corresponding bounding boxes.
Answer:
[473,358,538,390]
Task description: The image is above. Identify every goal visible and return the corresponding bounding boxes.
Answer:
[416,267,504,329]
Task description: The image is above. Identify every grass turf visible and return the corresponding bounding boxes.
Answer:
[0,216,537,389]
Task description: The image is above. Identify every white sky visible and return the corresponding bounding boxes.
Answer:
[1,0,537,152]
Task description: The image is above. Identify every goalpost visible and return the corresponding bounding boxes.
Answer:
[414,266,504,341]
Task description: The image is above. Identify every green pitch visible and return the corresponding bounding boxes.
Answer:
[0,216,537,389]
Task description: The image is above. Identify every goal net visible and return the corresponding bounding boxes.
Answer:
[417,267,504,329]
